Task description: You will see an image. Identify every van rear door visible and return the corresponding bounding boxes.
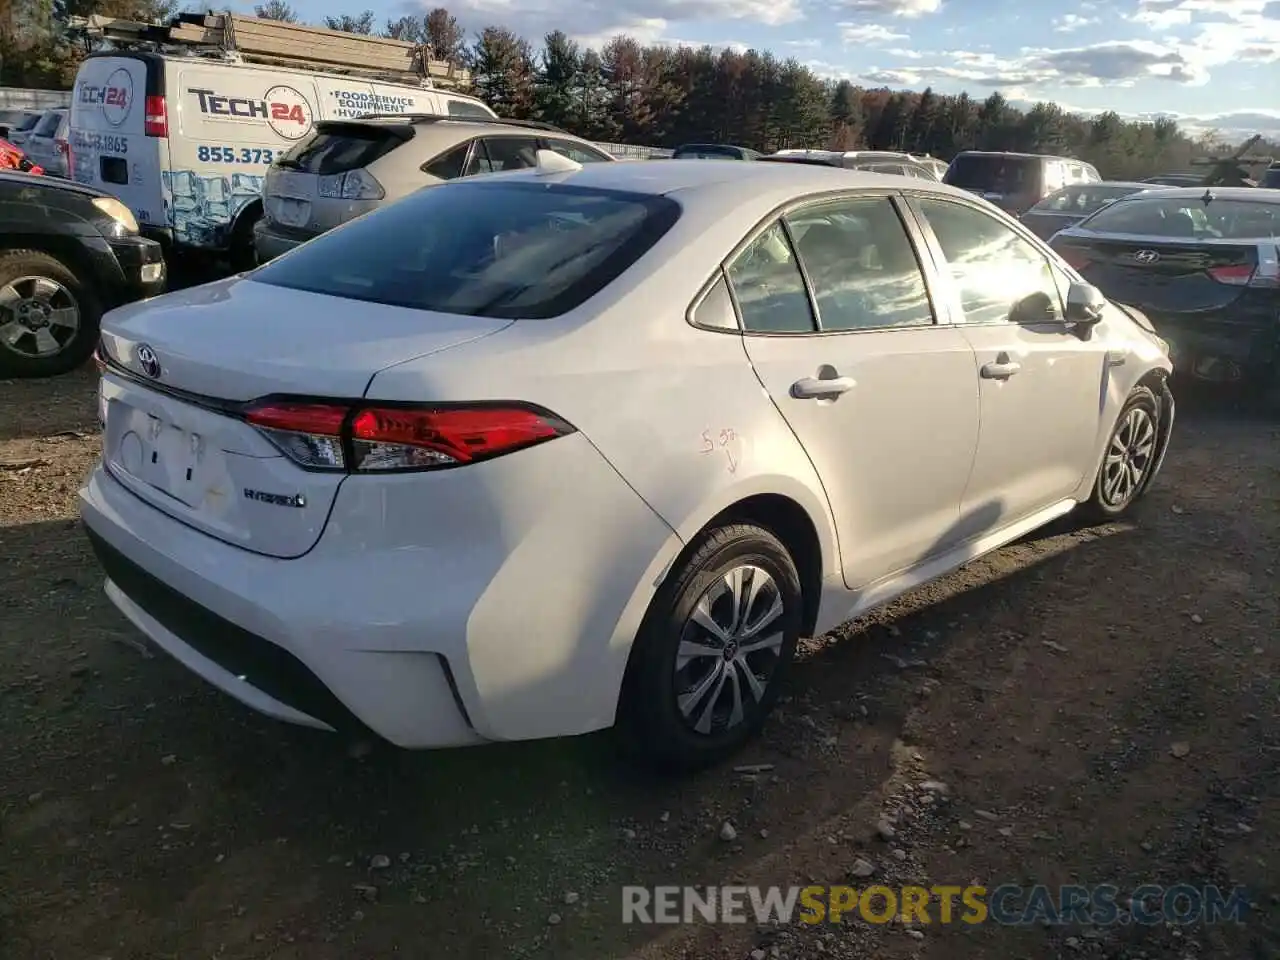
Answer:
[70,55,166,230]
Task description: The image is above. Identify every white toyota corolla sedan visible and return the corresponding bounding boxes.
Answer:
[80,154,1175,769]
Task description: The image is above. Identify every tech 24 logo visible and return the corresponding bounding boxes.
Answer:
[78,67,133,127]
[188,85,314,140]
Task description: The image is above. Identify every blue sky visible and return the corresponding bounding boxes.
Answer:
[284,0,1280,138]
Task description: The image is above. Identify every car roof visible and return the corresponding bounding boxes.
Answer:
[483,156,979,203]
[953,150,1083,162]
[1114,186,1280,203]
[1059,180,1151,189]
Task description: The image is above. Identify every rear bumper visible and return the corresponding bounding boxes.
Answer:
[78,432,681,749]
[253,219,315,262]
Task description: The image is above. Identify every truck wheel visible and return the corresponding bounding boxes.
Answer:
[0,249,103,378]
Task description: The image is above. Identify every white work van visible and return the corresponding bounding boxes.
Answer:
[68,52,495,265]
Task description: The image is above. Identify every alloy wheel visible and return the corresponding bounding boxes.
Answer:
[0,275,80,359]
[1101,405,1157,508]
[673,564,788,735]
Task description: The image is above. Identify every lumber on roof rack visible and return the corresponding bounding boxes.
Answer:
[69,12,472,88]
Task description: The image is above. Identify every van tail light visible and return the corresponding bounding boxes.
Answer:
[242,399,575,473]
[144,96,168,137]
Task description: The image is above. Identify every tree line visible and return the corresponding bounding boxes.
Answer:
[2,0,1270,180]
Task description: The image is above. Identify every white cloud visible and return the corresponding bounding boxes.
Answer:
[830,0,941,16]
[419,0,804,50]
[839,22,908,44]
[1053,13,1099,31]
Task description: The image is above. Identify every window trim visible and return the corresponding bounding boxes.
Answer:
[686,187,950,338]
[901,192,1070,327]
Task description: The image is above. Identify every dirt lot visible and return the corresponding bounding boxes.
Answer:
[1,369,1277,960]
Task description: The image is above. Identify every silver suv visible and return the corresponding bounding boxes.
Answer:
[254,115,617,262]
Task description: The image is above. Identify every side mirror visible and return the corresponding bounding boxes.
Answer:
[1064,281,1106,325]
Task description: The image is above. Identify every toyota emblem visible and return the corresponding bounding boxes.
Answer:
[136,344,160,378]
[1133,249,1160,264]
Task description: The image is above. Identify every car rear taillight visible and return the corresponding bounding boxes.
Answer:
[144,96,168,137]
[1208,264,1255,285]
[317,168,385,200]
[242,400,575,473]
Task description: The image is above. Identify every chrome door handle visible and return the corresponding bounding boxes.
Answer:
[980,360,1021,379]
[791,375,856,399]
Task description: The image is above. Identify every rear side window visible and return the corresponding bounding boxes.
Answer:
[786,197,934,331]
[423,142,470,180]
[466,137,538,174]
[278,124,408,175]
[15,114,40,132]
[32,112,63,137]
[252,181,682,319]
[1079,197,1280,240]
[445,99,494,119]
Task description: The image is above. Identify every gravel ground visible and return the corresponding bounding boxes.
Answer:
[1,367,1277,960]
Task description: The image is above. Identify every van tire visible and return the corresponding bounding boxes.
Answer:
[0,249,103,378]
[229,206,262,273]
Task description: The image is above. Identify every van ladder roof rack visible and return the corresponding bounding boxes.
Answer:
[68,12,472,89]
[350,112,564,132]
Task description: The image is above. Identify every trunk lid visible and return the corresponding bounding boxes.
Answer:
[100,275,513,401]
[1050,234,1260,314]
[98,277,514,558]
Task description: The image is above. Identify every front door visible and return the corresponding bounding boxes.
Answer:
[908,195,1105,536]
[732,194,981,590]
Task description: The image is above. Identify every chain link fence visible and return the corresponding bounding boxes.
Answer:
[594,142,674,160]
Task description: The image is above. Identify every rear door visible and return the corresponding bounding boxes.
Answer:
[172,64,319,248]
[908,194,1105,531]
[735,193,981,589]
[70,56,165,228]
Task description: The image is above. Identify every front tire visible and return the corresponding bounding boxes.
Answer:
[1081,385,1161,522]
[617,523,803,772]
[0,249,103,378]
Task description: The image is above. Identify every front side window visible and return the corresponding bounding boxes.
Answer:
[544,139,612,163]
[786,197,934,332]
[252,181,681,319]
[725,223,814,334]
[915,197,1063,325]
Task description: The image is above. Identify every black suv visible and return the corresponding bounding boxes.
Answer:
[0,173,166,377]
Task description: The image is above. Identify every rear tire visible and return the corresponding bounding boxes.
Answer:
[616,523,803,773]
[0,249,103,378]
[1080,385,1161,522]
[228,206,261,273]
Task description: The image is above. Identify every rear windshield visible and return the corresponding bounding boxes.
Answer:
[13,113,40,131]
[1030,185,1145,215]
[32,111,64,137]
[1078,197,1280,240]
[944,155,1040,191]
[276,124,408,175]
[251,181,682,319]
